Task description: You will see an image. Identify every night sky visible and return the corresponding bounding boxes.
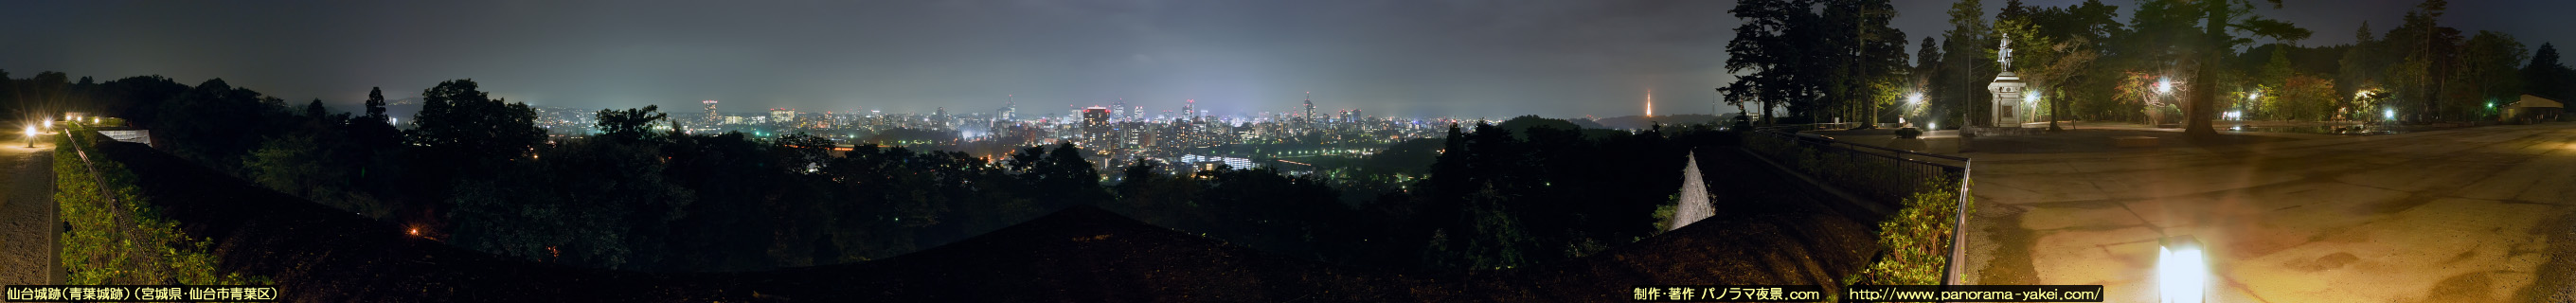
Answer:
[3,0,2567,118]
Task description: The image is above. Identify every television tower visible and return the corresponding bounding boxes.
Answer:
[1646,90,1655,117]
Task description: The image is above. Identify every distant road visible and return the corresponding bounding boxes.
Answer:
[0,140,57,286]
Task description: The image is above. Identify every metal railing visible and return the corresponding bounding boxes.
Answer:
[1743,129,1965,203]
[1739,127,1973,286]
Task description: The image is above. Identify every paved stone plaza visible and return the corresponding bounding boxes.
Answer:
[1949,123,2576,302]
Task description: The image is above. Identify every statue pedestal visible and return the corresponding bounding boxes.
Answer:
[1989,72,2027,127]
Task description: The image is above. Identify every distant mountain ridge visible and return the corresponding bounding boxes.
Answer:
[1591,114,1729,130]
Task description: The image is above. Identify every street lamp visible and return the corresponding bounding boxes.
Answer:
[2159,236,2209,303]
[24,125,35,148]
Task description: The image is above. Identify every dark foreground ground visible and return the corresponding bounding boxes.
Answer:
[93,138,1882,302]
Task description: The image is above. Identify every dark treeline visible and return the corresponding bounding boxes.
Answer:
[8,72,1744,273]
[1722,0,2576,134]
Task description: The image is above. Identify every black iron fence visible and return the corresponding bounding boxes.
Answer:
[1742,129,1964,203]
[1739,125,1973,285]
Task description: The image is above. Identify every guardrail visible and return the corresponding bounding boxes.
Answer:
[1739,126,1973,286]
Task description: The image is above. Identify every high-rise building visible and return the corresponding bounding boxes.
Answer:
[1000,96,1017,122]
[1082,106,1112,140]
[771,109,796,125]
[1111,99,1128,122]
[934,107,951,128]
[702,100,719,126]
[1302,93,1316,120]
[1181,99,1197,117]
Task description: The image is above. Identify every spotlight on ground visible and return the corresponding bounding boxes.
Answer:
[2158,235,2208,303]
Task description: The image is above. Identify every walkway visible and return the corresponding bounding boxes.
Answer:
[0,140,59,286]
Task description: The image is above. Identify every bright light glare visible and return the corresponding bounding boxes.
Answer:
[2384,109,2395,120]
[2156,79,2174,94]
[2158,237,2209,303]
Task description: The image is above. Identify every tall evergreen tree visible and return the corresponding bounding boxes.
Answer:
[1720,0,1817,123]
[1939,0,1994,127]
[2174,0,2307,135]
[2522,43,2574,101]
[1816,0,1910,125]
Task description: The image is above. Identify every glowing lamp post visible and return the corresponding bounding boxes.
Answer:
[24,125,35,148]
[2158,236,2209,303]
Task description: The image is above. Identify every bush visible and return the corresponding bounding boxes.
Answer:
[56,128,270,285]
[1851,177,1969,286]
[1894,127,1923,139]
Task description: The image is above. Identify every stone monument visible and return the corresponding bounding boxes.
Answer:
[1665,151,1712,232]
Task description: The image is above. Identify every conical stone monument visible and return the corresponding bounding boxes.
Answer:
[1666,151,1713,232]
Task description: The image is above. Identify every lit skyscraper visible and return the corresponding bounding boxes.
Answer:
[1082,106,1111,140]
[1301,92,1316,120]
[703,100,719,126]
[1111,99,1128,122]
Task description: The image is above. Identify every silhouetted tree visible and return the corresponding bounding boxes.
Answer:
[407,79,543,170]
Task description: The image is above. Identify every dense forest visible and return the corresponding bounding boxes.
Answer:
[2,73,1752,272]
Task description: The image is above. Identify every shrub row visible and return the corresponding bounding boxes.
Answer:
[55,126,268,286]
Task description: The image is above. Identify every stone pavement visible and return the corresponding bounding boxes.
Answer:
[0,141,58,286]
[1948,122,2576,302]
